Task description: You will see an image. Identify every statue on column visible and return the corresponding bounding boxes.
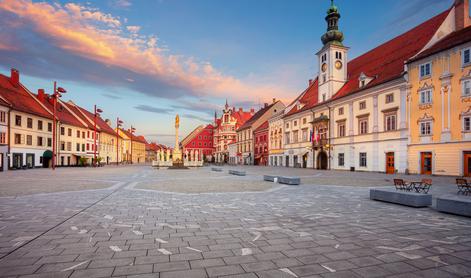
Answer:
[195,150,199,161]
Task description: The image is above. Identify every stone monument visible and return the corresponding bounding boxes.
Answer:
[170,114,187,169]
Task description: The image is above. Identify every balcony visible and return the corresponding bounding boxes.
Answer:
[312,138,328,148]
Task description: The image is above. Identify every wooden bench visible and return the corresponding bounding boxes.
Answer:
[436,195,471,217]
[370,188,432,208]
[228,170,246,176]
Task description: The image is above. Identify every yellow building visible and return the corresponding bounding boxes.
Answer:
[407,15,471,176]
[117,128,147,164]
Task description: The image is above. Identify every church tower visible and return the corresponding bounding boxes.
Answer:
[316,0,348,102]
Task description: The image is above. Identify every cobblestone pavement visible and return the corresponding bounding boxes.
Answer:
[1,166,471,278]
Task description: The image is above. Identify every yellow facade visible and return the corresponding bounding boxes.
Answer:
[408,40,471,176]
[117,129,146,164]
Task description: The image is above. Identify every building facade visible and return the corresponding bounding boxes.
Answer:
[213,101,253,163]
[407,6,471,176]
[268,111,284,167]
[254,121,269,165]
[0,97,10,171]
[181,124,215,161]
[237,101,285,165]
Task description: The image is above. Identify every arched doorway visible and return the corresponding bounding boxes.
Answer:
[317,151,328,170]
[42,150,53,168]
[302,153,308,168]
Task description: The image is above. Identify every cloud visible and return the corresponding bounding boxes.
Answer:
[111,0,132,8]
[134,104,173,114]
[126,25,140,33]
[0,0,293,104]
[182,113,211,123]
[102,93,122,99]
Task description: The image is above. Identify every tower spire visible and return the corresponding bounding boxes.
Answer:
[321,0,344,46]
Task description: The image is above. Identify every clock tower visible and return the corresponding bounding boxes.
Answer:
[316,0,348,102]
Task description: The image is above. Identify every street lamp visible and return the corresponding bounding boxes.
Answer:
[116,117,123,165]
[130,126,136,164]
[93,105,103,167]
[52,81,66,170]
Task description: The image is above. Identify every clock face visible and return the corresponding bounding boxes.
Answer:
[321,63,327,72]
[335,60,343,70]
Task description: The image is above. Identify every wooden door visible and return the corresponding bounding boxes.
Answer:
[464,152,471,177]
[386,152,395,174]
[421,152,432,175]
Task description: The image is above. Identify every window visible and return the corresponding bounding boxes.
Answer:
[338,107,344,115]
[463,48,471,66]
[15,133,21,144]
[303,118,307,125]
[82,132,85,138]
[286,123,289,129]
[77,143,80,151]
[60,127,65,136]
[420,121,432,136]
[82,144,85,152]
[384,113,397,131]
[0,111,5,123]
[359,101,366,110]
[68,128,72,137]
[359,118,368,134]
[419,62,431,78]
[464,116,471,132]
[322,94,326,102]
[0,132,6,144]
[48,122,52,132]
[420,89,433,104]
[338,153,344,166]
[26,135,32,145]
[338,122,346,137]
[67,142,72,151]
[37,136,43,146]
[15,115,21,126]
[360,80,366,88]
[60,141,65,151]
[293,130,298,143]
[293,121,297,127]
[38,120,43,130]
[76,130,80,138]
[359,152,367,167]
[463,80,471,96]
[385,94,394,104]
[285,132,290,144]
[302,129,308,142]
[27,118,33,128]
[47,138,52,147]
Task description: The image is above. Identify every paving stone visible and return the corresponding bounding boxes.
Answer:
[241,261,277,272]
[113,264,153,276]
[291,264,328,276]
[69,267,114,278]
[153,261,190,272]
[160,269,207,278]
[189,258,225,269]
[206,265,245,277]
[352,265,393,278]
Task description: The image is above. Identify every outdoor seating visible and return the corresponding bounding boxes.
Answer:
[456,178,471,195]
[394,179,410,191]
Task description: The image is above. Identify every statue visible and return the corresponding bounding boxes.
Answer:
[195,150,199,161]
[166,149,170,161]
[172,114,183,166]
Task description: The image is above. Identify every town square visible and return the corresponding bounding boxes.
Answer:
[1,0,471,277]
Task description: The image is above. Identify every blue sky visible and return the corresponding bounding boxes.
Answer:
[0,0,452,145]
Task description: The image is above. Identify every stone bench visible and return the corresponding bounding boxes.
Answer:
[436,195,471,217]
[370,188,432,208]
[228,170,246,176]
[211,167,223,172]
[278,176,301,186]
[263,175,279,182]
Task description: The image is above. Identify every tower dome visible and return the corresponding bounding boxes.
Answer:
[321,0,344,46]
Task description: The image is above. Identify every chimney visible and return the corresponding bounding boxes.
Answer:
[455,0,471,30]
[105,119,112,126]
[272,98,276,103]
[10,68,19,86]
[37,89,45,102]
[250,108,255,113]
[264,103,268,108]
[239,107,243,112]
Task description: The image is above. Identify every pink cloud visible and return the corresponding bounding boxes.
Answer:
[0,0,294,104]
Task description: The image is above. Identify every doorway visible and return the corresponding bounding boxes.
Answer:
[386,152,395,174]
[302,153,308,168]
[285,156,289,167]
[317,151,328,170]
[42,150,52,168]
[13,153,22,169]
[0,152,3,171]
[420,152,432,175]
[464,152,471,177]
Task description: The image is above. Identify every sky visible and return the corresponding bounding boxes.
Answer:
[0,0,452,146]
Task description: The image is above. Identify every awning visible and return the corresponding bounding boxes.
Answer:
[43,150,53,159]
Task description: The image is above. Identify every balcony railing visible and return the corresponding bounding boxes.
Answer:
[313,138,328,148]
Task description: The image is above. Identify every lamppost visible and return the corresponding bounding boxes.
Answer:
[116,117,123,165]
[130,126,136,164]
[93,105,103,167]
[52,81,66,170]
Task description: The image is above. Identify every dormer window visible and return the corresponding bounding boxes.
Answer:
[419,62,432,79]
[359,72,373,88]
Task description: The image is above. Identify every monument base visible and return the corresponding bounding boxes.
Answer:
[168,159,189,169]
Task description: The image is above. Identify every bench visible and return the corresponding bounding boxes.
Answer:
[436,196,471,217]
[370,188,432,208]
[263,175,279,182]
[211,167,223,172]
[278,176,301,186]
[456,178,471,195]
[228,170,246,176]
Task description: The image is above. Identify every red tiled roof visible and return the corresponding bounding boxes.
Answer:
[254,120,269,133]
[284,78,319,117]
[239,102,278,131]
[63,102,94,129]
[409,25,471,62]
[0,73,52,119]
[76,105,118,136]
[331,9,450,100]
[119,128,148,143]
[231,110,253,128]
[36,95,87,128]
[0,96,11,107]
